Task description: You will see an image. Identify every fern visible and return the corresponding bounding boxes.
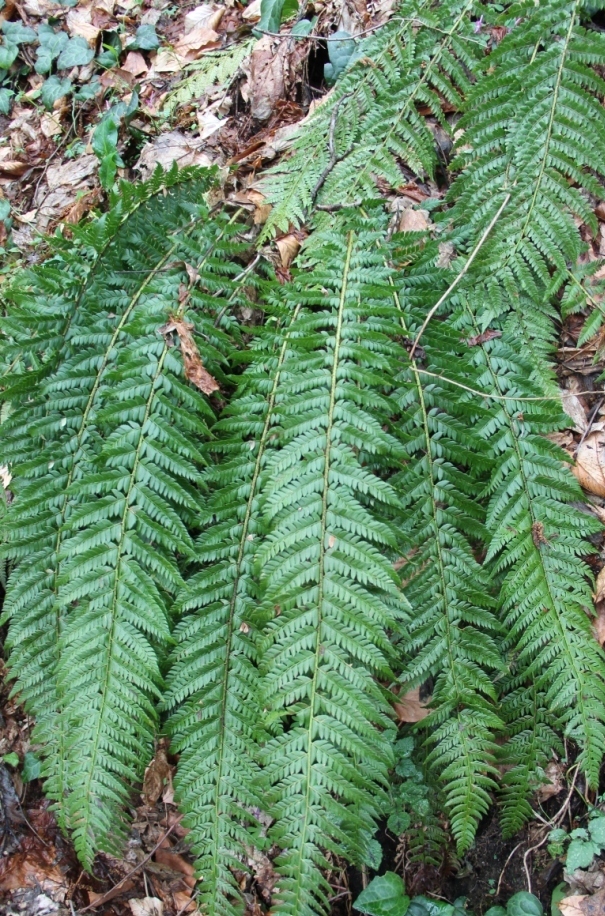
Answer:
[162,40,254,116]
[162,279,301,915]
[388,241,503,853]
[256,215,408,915]
[1,168,251,863]
[260,0,486,238]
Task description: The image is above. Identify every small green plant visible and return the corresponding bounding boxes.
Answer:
[354,875,542,916]
[548,811,605,872]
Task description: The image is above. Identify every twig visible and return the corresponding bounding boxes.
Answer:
[316,200,362,211]
[310,93,354,206]
[78,815,184,912]
[575,396,605,454]
[408,193,511,359]
[414,368,604,403]
[523,764,580,892]
[257,23,385,41]
[496,842,523,897]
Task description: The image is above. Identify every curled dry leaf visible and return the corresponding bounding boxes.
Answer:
[536,760,565,801]
[142,741,172,806]
[122,51,148,77]
[160,318,219,396]
[573,432,605,497]
[393,687,430,723]
[464,328,502,347]
[276,233,301,269]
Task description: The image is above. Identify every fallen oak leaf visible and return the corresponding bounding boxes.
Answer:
[159,318,219,395]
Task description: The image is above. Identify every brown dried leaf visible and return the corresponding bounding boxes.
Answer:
[0,160,29,178]
[464,328,502,347]
[122,51,148,77]
[573,432,605,497]
[160,319,219,395]
[398,208,430,232]
[142,742,171,806]
[183,4,224,33]
[173,27,220,61]
[393,687,430,723]
[276,234,301,269]
[594,600,605,646]
[155,845,196,889]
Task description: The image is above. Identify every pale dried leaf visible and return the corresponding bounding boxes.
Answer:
[594,600,605,646]
[595,568,605,604]
[562,378,588,432]
[560,897,587,916]
[393,687,430,723]
[197,109,224,139]
[242,0,262,19]
[399,208,430,232]
[40,113,63,139]
[276,234,301,269]
[129,899,164,916]
[136,131,214,176]
[66,7,100,44]
[537,760,565,801]
[574,432,605,497]
[122,51,148,76]
[184,4,224,34]
[0,465,11,489]
[94,0,116,13]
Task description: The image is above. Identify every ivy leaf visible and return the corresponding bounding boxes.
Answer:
[291,18,314,36]
[324,30,356,85]
[1,20,37,45]
[2,752,19,767]
[35,27,69,74]
[22,751,41,782]
[57,36,95,69]
[128,24,160,50]
[73,77,101,101]
[0,86,13,114]
[588,816,605,846]
[92,113,123,189]
[41,75,72,109]
[254,0,286,35]
[355,873,410,916]
[565,839,599,873]
[0,41,19,69]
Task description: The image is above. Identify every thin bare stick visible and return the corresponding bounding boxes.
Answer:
[408,193,511,359]
[79,815,184,912]
[496,842,523,897]
[310,93,354,206]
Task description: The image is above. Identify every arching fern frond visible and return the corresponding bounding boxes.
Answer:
[389,240,503,852]
[0,171,251,862]
[256,215,409,916]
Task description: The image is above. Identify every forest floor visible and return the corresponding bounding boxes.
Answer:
[3,0,605,914]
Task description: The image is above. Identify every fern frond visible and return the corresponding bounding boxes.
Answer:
[260,0,485,238]
[1,171,250,862]
[449,0,605,327]
[256,216,408,915]
[389,241,503,852]
[162,285,304,916]
[162,40,253,115]
[464,321,605,825]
